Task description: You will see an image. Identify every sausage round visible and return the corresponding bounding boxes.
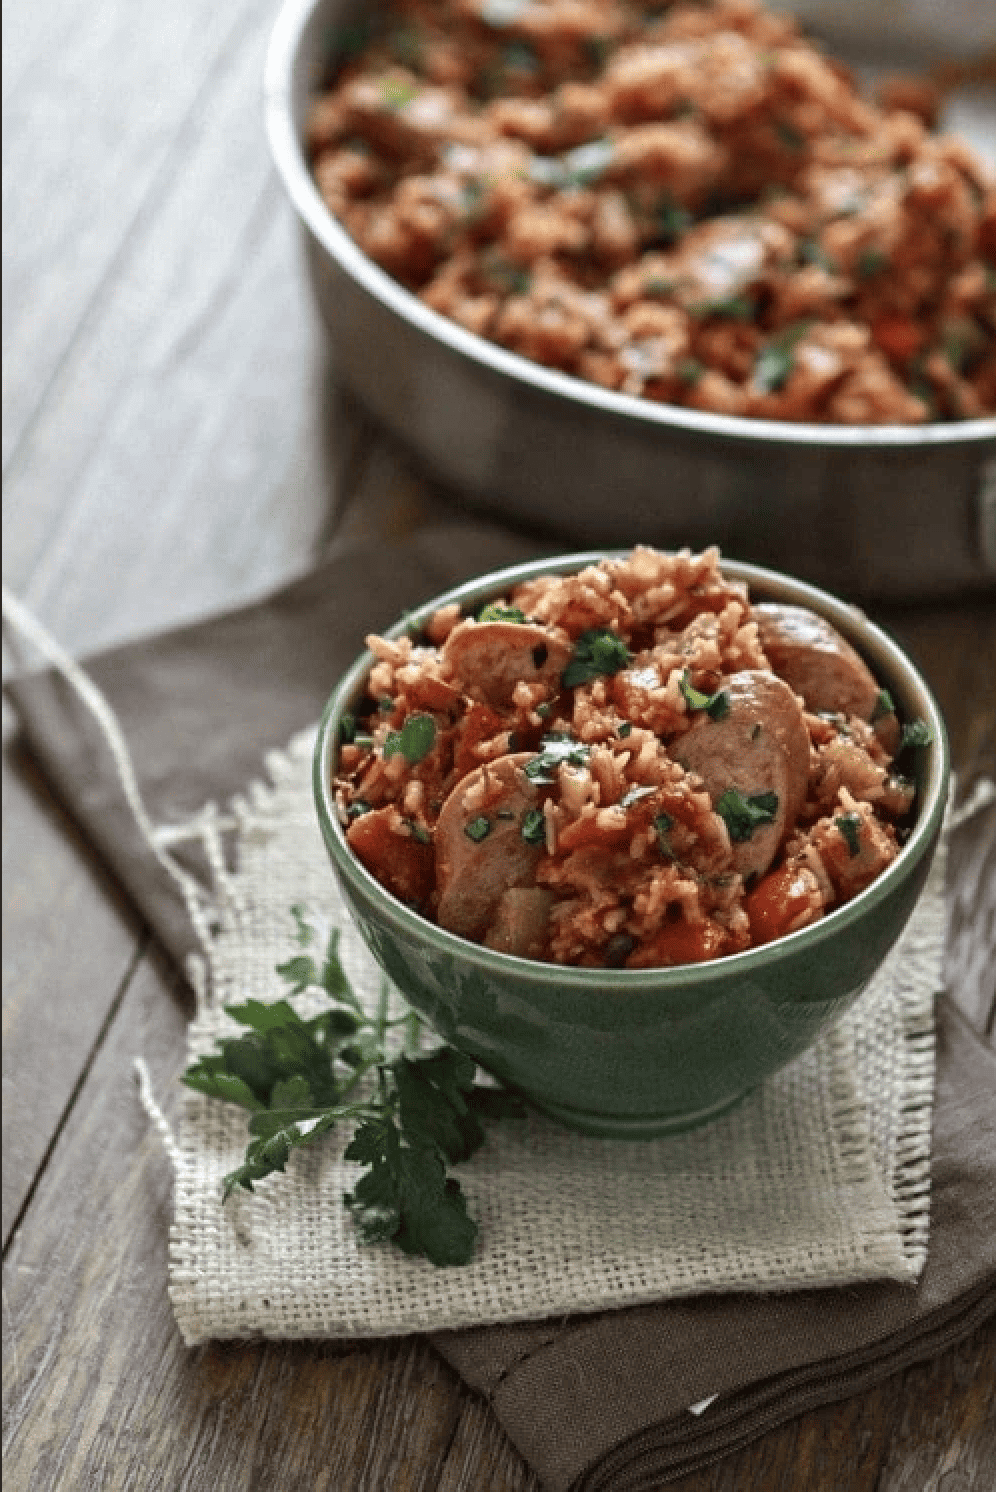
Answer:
[674,670,810,881]
[435,753,545,940]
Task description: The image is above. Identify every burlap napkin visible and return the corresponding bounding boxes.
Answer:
[5,523,995,1492]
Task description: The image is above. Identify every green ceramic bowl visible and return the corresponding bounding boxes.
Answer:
[313,553,950,1138]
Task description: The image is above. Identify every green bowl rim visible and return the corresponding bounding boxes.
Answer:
[313,550,951,992]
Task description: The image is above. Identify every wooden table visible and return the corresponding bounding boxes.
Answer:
[3,3,994,1486]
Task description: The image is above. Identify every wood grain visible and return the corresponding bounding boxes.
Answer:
[1,715,142,1244]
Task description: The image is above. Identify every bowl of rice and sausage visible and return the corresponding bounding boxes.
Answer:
[314,546,949,1136]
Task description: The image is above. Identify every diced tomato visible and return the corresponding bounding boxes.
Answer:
[870,316,922,364]
[627,917,730,967]
[347,808,434,907]
[745,864,816,945]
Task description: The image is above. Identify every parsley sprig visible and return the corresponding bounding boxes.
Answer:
[716,788,779,842]
[562,629,632,689]
[679,670,731,720]
[522,732,591,784]
[182,906,522,1266]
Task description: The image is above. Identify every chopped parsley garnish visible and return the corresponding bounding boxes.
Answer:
[503,39,540,73]
[798,238,836,273]
[562,629,632,689]
[653,199,692,245]
[900,719,934,750]
[521,808,546,844]
[870,689,895,723]
[347,799,373,820]
[775,119,804,150]
[677,357,704,385]
[477,602,527,623]
[835,813,863,857]
[562,138,615,188]
[753,322,810,395]
[716,788,779,842]
[481,253,531,295]
[383,713,437,765]
[410,824,431,845]
[689,295,755,321]
[182,909,523,1266]
[584,35,611,70]
[339,712,358,744]
[857,248,888,279]
[381,77,419,110]
[617,721,633,737]
[654,812,675,858]
[679,670,731,720]
[331,19,373,59]
[377,697,396,713]
[464,816,492,842]
[523,733,591,784]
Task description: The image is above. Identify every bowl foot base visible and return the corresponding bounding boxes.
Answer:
[526,1087,753,1139]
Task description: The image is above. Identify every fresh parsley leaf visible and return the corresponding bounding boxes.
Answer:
[183,908,522,1266]
[562,629,632,689]
[870,689,895,723]
[383,713,437,765]
[562,137,614,188]
[654,812,675,859]
[716,788,779,842]
[679,670,731,720]
[857,248,888,279]
[476,602,527,623]
[835,813,863,857]
[464,816,492,842]
[900,719,933,750]
[753,322,810,395]
[521,808,546,844]
[523,733,591,784]
[677,357,704,385]
[689,296,755,321]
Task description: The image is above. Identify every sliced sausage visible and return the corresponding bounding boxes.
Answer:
[754,603,899,751]
[435,753,544,940]
[674,670,810,881]
[441,619,571,709]
[484,888,554,959]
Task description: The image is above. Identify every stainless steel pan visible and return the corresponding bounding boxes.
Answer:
[265,0,996,599]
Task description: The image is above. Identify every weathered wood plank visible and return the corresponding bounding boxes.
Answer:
[1,0,276,468]
[1,710,143,1245]
[4,95,341,655]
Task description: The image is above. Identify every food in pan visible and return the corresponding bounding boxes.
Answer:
[306,0,995,423]
[334,545,929,967]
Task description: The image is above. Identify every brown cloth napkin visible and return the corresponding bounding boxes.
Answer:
[6,522,995,1492]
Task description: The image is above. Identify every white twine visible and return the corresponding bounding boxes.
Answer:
[2,586,220,947]
[133,1058,185,1175]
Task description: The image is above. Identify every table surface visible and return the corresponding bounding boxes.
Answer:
[3,3,995,1488]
